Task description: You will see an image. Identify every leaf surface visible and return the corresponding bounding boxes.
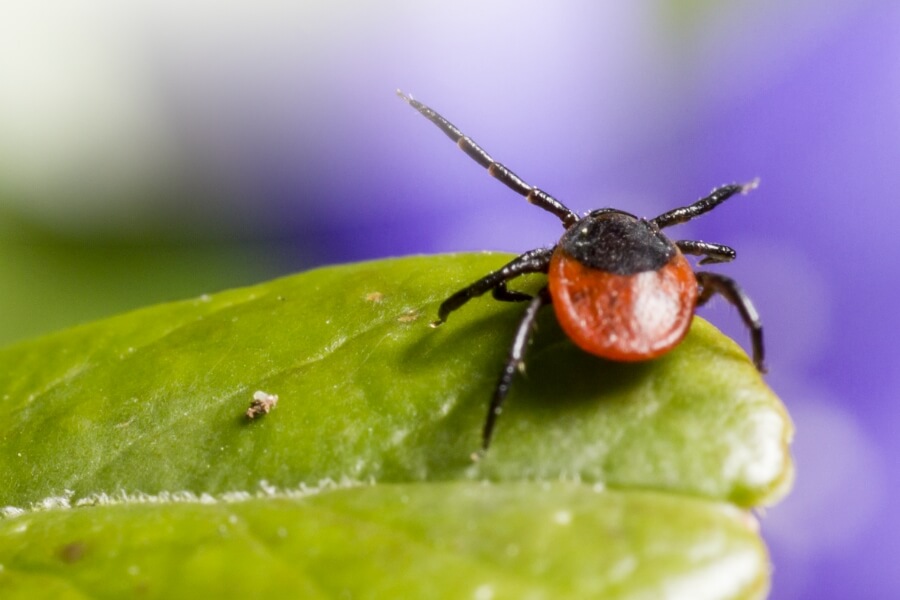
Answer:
[0,484,769,600]
[0,253,793,598]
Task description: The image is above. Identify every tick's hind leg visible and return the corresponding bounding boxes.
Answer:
[696,271,766,372]
[480,287,552,454]
[492,282,534,303]
[432,247,553,326]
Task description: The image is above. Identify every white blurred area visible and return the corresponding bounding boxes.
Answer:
[1,1,172,232]
[0,0,366,234]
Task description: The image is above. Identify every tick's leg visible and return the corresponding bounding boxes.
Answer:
[481,287,551,453]
[492,282,533,303]
[696,271,766,372]
[397,91,580,228]
[652,179,759,229]
[676,240,736,265]
[433,247,553,326]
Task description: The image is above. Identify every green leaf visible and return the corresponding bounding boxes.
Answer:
[0,484,768,599]
[0,253,793,598]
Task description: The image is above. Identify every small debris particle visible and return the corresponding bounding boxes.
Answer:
[246,391,279,420]
[365,292,384,303]
[397,309,420,323]
[59,541,87,564]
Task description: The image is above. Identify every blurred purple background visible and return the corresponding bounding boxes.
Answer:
[1,1,897,596]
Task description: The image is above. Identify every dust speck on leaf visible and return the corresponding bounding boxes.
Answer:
[365,292,384,303]
[397,309,420,323]
[246,391,279,420]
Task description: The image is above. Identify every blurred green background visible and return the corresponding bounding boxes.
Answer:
[0,208,288,345]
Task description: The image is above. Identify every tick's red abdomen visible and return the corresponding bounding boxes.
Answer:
[548,248,698,361]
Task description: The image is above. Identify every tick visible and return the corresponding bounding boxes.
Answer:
[397,91,766,453]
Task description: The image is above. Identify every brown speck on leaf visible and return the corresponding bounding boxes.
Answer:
[246,391,279,420]
[365,291,384,303]
[397,309,420,323]
[59,541,87,563]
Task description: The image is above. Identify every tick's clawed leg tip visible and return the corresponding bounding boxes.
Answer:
[429,318,445,329]
[470,449,485,463]
[741,177,761,194]
[753,354,768,373]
